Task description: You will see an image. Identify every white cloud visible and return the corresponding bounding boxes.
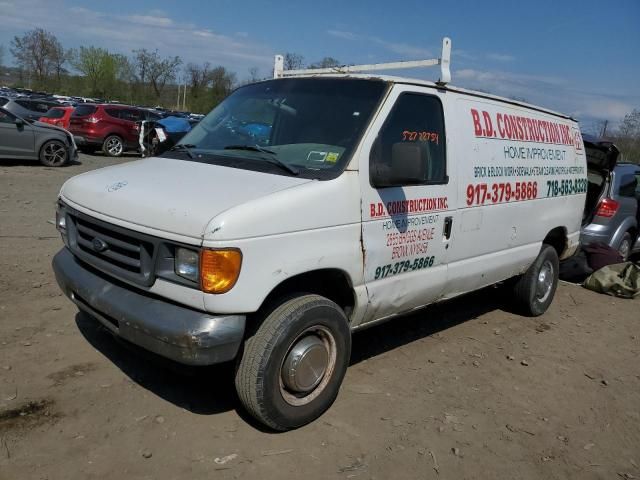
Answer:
[326,30,432,59]
[125,14,174,27]
[327,29,357,40]
[486,52,515,62]
[453,67,635,125]
[0,0,274,73]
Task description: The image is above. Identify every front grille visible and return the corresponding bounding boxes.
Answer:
[67,211,157,286]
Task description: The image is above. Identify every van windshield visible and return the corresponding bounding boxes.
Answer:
[164,78,388,179]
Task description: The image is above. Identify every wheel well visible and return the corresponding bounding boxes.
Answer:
[259,269,356,320]
[543,227,567,257]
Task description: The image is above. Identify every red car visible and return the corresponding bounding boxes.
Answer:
[68,104,161,157]
[39,106,74,130]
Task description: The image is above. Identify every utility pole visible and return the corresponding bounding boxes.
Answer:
[176,83,181,110]
[601,120,608,138]
[182,83,187,111]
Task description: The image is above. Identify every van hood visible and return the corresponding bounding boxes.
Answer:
[60,157,312,239]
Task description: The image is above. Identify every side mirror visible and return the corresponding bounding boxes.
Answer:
[14,118,25,127]
[371,141,427,187]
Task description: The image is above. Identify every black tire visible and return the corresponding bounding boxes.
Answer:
[39,140,69,167]
[618,232,632,261]
[102,135,124,157]
[235,294,351,431]
[513,245,559,317]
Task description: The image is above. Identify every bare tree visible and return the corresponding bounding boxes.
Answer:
[132,49,181,98]
[149,54,181,98]
[0,44,4,71]
[614,109,640,162]
[132,48,153,86]
[185,62,212,92]
[308,57,341,69]
[284,52,304,70]
[10,28,64,86]
[248,66,260,82]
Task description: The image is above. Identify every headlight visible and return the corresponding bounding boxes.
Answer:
[175,247,199,282]
[55,201,66,231]
[56,210,66,230]
[200,249,242,294]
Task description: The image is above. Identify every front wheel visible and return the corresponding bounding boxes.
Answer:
[513,245,559,316]
[39,140,69,167]
[235,295,351,431]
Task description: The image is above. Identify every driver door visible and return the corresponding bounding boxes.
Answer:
[0,110,35,159]
[358,86,457,324]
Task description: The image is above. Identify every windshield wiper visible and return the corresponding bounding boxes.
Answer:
[224,144,299,175]
[169,143,196,159]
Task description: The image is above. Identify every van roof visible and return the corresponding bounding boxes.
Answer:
[278,73,575,122]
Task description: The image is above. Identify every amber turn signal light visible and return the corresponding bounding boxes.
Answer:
[200,249,242,294]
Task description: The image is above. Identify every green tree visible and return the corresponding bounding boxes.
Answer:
[208,66,236,109]
[70,46,119,97]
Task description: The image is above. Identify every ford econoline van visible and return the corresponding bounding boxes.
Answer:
[53,39,586,430]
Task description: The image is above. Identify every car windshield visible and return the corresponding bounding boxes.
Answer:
[163,78,388,179]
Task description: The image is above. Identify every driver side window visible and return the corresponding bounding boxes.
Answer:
[371,93,447,186]
[0,110,16,124]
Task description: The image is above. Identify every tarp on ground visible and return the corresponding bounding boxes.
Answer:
[583,262,640,298]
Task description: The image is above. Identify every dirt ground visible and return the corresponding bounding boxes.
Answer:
[0,153,639,480]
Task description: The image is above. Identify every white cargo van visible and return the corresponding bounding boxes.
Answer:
[53,39,586,430]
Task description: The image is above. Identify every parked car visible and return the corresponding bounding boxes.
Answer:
[2,98,61,121]
[53,39,589,430]
[39,106,75,130]
[68,104,162,156]
[581,135,640,260]
[0,107,77,166]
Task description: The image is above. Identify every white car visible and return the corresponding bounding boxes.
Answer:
[52,40,586,430]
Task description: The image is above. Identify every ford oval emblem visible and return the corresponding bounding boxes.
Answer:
[92,237,109,252]
[107,180,128,192]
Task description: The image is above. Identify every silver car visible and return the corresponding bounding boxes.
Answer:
[582,135,640,260]
[0,107,78,167]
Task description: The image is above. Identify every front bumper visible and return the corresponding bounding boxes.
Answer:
[52,248,246,366]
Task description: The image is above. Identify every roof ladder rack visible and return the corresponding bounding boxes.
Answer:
[273,37,452,85]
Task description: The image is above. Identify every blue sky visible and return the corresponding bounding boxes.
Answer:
[1,0,638,129]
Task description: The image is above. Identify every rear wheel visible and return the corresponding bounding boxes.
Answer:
[618,232,632,261]
[235,294,351,431]
[103,135,124,157]
[39,140,68,167]
[513,245,559,316]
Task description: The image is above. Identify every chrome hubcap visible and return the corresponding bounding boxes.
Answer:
[279,326,337,406]
[106,138,123,155]
[43,142,66,165]
[536,260,554,302]
[619,240,630,260]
